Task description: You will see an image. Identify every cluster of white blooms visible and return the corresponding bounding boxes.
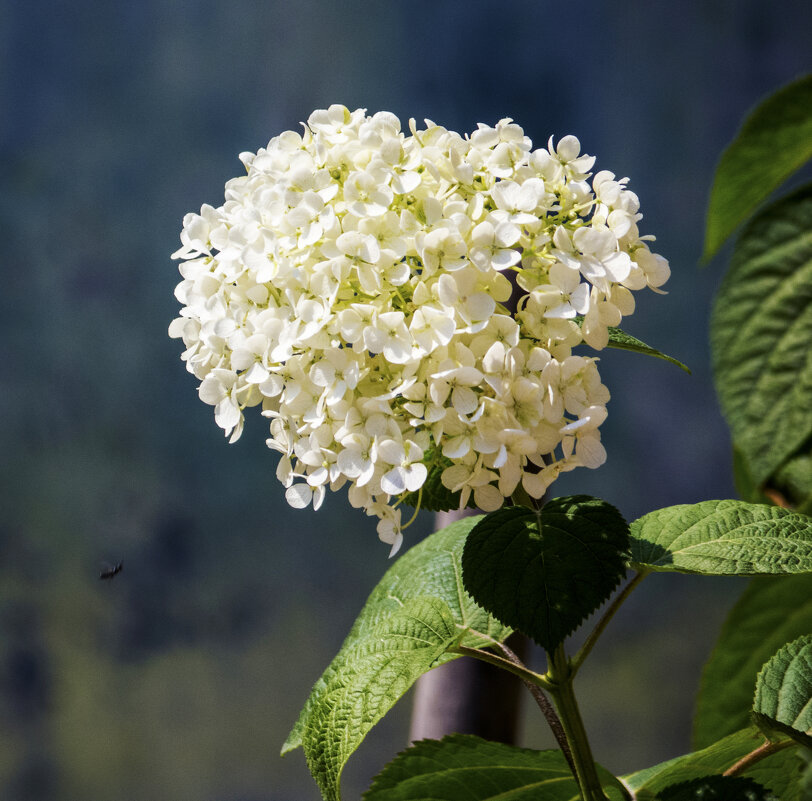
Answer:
[170,105,669,553]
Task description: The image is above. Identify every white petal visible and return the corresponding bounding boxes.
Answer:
[377,438,405,465]
[404,463,427,492]
[576,436,606,468]
[312,485,326,511]
[380,467,407,495]
[215,397,241,430]
[474,483,504,512]
[285,484,313,509]
[603,251,631,283]
[199,376,227,405]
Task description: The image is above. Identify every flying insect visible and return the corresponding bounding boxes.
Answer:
[99,562,123,580]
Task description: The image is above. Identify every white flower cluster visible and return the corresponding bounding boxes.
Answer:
[170,105,669,553]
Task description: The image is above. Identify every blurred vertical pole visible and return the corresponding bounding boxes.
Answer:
[408,509,527,744]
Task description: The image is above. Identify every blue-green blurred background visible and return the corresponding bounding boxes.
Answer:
[1,1,810,799]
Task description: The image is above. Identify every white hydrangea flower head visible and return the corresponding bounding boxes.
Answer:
[170,105,669,554]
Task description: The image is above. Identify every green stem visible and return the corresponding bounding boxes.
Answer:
[571,570,648,676]
[546,646,608,801]
[452,644,553,691]
[455,641,576,774]
[495,641,575,775]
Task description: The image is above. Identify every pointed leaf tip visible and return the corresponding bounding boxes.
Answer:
[574,318,691,374]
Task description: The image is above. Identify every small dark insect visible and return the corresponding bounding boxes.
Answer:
[99,562,123,580]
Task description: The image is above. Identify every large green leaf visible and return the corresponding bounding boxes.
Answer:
[628,500,812,575]
[282,516,512,799]
[461,496,630,652]
[695,574,812,749]
[302,597,458,801]
[754,635,812,748]
[703,74,812,260]
[624,728,799,801]
[364,734,627,801]
[654,775,775,801]
[710,184,812,494]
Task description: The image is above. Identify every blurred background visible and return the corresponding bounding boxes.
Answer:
[1,1,810,798]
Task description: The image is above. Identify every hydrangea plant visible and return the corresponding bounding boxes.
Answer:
[171,79,812,801]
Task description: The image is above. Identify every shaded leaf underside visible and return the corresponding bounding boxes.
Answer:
[364,734,627,801]
[624,727,800,801]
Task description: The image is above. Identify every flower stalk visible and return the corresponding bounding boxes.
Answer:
[571,569,648,676]
[546,645,609,801]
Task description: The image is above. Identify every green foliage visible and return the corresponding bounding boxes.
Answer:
[461,496,630,652]
[301,597,458,801]
[710,184,812,501]
[703,73,812,260]
[754,635,812,748]
[573,319,691,373]
[654,775,775,801]
[773,451,812,515]
[363,734,627,801]
[694,575,812,748]
[747,749,810,801]
[283,515,512,800]
[603,325,691,373]
[293,76,812,801]
[624,728,797,801]
[628,500,812,574]
[732,444,771,505]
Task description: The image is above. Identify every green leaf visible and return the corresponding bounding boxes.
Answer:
[703,74,812,260]
[302,597,458,801]
[364,734,628,801]
[710,184,812,492]
[283,516,512,799]
[574,319,691,373]
[624,728,798,801]
[754,635,812,748]
[655,775,775,801]
[733,444,771,505]
[748,748,810,801]
[604,326,691,373]
[400,449,477,512]
[772,450,812,515]
[695,574,812,749]
[628,500,812,575]
[461,496,630,652]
